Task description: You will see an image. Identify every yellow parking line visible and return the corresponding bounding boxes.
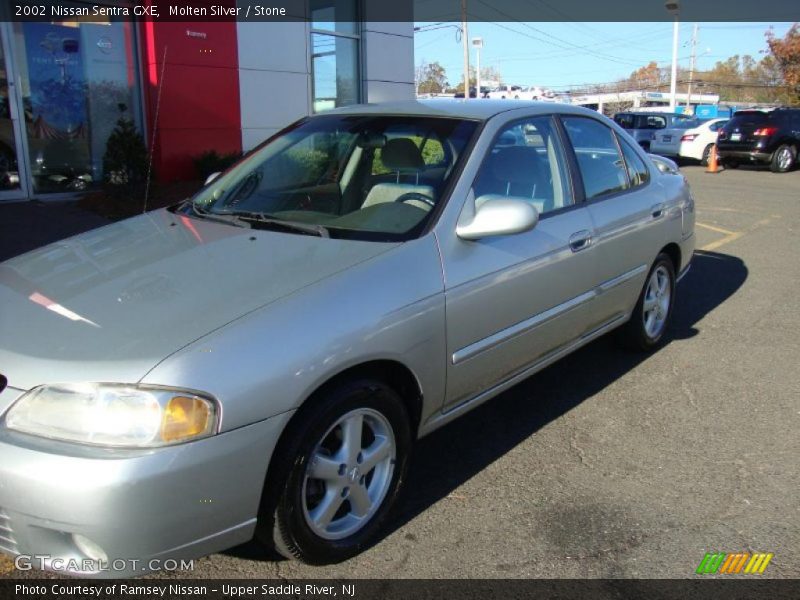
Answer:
[700,231,744,251]
[696,222,737,236]
[697,215,778,252]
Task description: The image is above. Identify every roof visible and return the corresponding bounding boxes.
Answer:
[323,99,595,121]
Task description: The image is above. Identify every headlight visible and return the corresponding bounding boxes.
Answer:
[3,383,218,447]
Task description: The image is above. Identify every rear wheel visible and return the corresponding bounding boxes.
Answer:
[700,144,714,166]
[618,253,676,351]
[770,144,796,173]
[260,379,411,564]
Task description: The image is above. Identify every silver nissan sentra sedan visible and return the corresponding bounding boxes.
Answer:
[0,100,694,576]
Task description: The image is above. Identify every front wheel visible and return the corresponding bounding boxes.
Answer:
[770,144,796,173]
[260,379,411,564]
[618,253,676,351]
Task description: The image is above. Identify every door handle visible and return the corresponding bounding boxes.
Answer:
[569,230,592,252]
[651,203,666,219]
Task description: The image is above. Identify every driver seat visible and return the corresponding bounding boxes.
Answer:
[362,138,435,211]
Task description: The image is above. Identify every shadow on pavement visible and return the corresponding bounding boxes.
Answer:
[227,249,747,562]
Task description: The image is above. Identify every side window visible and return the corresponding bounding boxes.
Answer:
[614,114,634,129]
[472,116,573,215]
[643,116,666,130]
[561,116,629,200]
[419,134,446,166]
[617,136,650,188]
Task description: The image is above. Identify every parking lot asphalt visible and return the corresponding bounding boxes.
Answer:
[2,164,799,580]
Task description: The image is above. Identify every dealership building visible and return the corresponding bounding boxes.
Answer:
[0,2,414,201]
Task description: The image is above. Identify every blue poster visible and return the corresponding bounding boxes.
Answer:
[23,22,88,139]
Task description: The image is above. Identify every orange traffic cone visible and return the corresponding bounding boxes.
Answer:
[706,144,721,173]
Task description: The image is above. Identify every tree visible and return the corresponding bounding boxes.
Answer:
[416,61,449,95]
[765,24,800,104]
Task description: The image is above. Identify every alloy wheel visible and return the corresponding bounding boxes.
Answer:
[642,265,671,339]
[301,408,396,540]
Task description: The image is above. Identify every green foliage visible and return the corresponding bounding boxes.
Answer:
[102,117,149,188]
[192,150,243,181]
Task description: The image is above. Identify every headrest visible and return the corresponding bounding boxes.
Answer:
[381,138,424,172]
[492,146,543,184]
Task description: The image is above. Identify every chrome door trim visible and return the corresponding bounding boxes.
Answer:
[597,263,648,293]
[451,263,647,366]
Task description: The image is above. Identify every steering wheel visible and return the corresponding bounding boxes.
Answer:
[394,192,435,209]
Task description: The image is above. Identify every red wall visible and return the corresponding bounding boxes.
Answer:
[140,8,242,182]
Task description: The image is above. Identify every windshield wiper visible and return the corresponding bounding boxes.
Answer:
[189,203,251,228]
[227,212,330,238]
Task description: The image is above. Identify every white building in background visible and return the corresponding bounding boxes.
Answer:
[569,90,720,115]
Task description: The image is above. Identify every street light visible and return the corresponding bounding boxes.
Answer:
[665,0,680,110]
[472,37,483,98]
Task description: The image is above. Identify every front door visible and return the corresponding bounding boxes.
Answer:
[0,24,30,202]
[439,115,598,410]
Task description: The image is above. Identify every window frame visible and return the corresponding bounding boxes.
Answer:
[557,115,655,206]
[614,131,651,191]
[309,4,362,114]
[467,113,582,221]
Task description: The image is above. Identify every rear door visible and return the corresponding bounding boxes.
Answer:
[560,116,665,328]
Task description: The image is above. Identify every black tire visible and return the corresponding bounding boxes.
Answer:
[723,158,739,169]
[770,144,796,173]
[700,144,714,167]
[617,253,676,351]
[258,378,411,565]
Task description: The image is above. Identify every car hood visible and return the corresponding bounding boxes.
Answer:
[0,209,397,395]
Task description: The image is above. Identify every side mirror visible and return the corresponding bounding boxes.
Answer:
[204,172,221,186]
[456,195,539,241]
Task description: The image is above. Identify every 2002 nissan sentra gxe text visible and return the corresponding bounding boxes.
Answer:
[0,100,694,576]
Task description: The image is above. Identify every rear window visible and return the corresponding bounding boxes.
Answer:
[728,111,769,127]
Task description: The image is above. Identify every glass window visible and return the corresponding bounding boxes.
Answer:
[708,120,727,132]
[0,33,22,191]
[186,115,478,241]
[473,116,573,215]
[617,136,649,188]
[562,116,629,200]
[12,11,142,193]
[633,115,667,130]
[613,113,634,129]
[14,10,141,193]
[310,0,358,36]
[311,0,360,113]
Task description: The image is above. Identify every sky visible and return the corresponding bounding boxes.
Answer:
[413,22,796,90]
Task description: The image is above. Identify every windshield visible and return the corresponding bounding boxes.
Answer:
[183,115,479,241]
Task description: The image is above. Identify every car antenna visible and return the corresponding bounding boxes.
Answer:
[144,46,167,214]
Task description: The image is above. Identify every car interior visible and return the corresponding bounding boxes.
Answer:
[195,116,477,238]
[473,120,570,215]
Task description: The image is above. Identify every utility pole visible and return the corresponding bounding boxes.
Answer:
[472,37,483,98]
[462,0,470,98]
[665,0,680,110]
[686,23,698,111]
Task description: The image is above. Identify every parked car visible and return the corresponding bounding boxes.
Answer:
[717,107,800,172]
[613,111,698,152]
[516,85,544,100]
[486,84,523,99]
[650,117,728,165]
[454,87,477,99]
[0,100,694,576]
